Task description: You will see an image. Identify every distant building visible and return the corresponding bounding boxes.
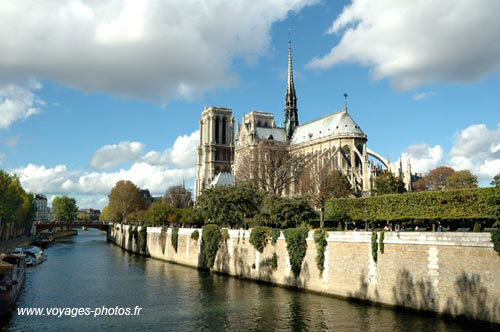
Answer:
[140,189,153,209]
[77,208,101,221]
[34,194,49,221]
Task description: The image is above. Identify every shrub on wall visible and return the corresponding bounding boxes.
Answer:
[326,188,496,224]
[271,253,278,271]
[221,229,229,243]
[314,229,327,275]
[371,232,378,263]
[201,224,222,269]
[191,230,199,241]
[171,227,179,253]
[138,227,147,253]
[491,229,500,256]
[271,229,281,245]
[283,227,309,278]
[473,222,481,232]
[250,226,271,253]
[379,231,385,254]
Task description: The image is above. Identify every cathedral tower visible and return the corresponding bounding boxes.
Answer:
[194,107,234,200]
[284,36,298,140]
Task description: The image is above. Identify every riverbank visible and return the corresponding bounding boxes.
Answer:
[0,229,78,253]
[108,224,500,325]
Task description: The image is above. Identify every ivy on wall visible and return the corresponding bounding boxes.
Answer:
[250,226,271,253]
[221,229,229,243]
[271,229,281,245]
[284,227,309,278]
[492,229,500,256]
[138,227,147,253]
[379,231,385,254]
[171,227,179,253]
[314,229,327,275]
[201,224,221,269]
[271,253,278,271]
[191,230,199,241]
[371,232,378,263]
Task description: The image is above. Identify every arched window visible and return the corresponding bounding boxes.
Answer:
[215,117,220,144]
[222,117,227,144]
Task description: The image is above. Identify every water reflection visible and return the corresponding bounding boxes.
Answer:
[1,229,499,332]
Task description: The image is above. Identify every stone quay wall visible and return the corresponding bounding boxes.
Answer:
[108,224,500,324]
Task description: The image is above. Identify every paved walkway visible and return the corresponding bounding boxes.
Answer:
[0,236,33,254]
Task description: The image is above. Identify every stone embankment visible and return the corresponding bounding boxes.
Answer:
[108,225,500,324]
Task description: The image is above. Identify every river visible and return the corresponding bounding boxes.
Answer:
[1,229,498,332]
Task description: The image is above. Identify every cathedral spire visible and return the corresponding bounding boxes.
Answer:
[284,29,298,140]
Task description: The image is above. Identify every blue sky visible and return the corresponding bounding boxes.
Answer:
[1,0,499,209]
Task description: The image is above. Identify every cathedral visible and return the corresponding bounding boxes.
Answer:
[194,39,412,200]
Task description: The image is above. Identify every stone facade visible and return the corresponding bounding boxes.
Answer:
[109,225,500,324]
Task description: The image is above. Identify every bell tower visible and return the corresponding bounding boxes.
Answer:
[194,107,234,200]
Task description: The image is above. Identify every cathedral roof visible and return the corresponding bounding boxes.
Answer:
[255,127,287,142]
[290,110,365,145]
[209,172,235,187]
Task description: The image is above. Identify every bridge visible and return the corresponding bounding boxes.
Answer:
[36,221,109,233]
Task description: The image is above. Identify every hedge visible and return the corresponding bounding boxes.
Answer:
[326,188,496,223]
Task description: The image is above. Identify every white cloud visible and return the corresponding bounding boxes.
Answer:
[0,0,318,100]
[90,141,145,169]
[307,0,500,89]
[143,130,199,168]
[0,82,44,129]
[449,123,500,181]
[11,129,200,208]
[400,144,444,174]
[12,162,196,198]
[413,91,438,101]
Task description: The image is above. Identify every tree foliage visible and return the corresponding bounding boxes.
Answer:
[303,169,352,228]
[108,180,145,223]
[444,170,478,190]
[258,195,316,229]
[196,184,264,228]
[52,196,78,222]
[374,171,406,195]
[326,187,496,223]
[491,174,500,188]
[425,166,455,190]
[0,171,36,230]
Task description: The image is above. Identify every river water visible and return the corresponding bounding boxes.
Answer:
[1,229,498,332]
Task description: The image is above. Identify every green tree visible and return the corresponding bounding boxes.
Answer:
[259,196,315,229]
[52,196,78,222]
[99,206,111,222]
[444,170,478,190]
[196,184,264,228]
[107,180,145,223]
[374,171,406,195]
[146,201,179,226]
[303,169,352,228]
[425,166,455,190]
[491,174,500,188]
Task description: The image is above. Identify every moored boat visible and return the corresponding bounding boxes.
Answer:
[33,232,54,248]
[0,255,26,315]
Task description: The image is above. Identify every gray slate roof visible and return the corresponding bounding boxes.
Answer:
[255,127,287,142]
[291,110,365,145]
[209,172,235,187]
